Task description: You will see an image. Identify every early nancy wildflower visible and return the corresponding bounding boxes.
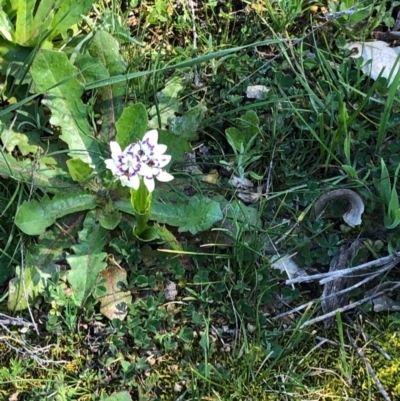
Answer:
[105,130,173,192]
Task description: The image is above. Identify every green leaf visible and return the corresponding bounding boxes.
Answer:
[74,54,110,86]
[15,193,97,235]
[158,129,192,164]
[388,163,400,222]
[240,110,259,137]
[87,30,127,143]
[99,208,121,230]
[14,0,35,45]
[102,391,132,401]
[1,126,41,156]
[136,275,148,287]
[0,37,32,75]
[168,103,206,141]
[151,196,223,235]
[386,209,400,229]
[148,76,184,128]
[30,49,100,167]
[7,264,53,311]
[66,159,94,184]
[31,0,55,43]
[115,196,223,234]
[29,222,78,270]
[179,327,194,343]
[378,158,392,206]
[49,0,94,40]
[341,164,359,180]
[72,209,108,255]
[67,210,108,305]
[0,150,75,194]
[68,253,107,305]
[0,9,14,41]
[226,127,245,153]
[116,103,148,150]
[138,224,182,250]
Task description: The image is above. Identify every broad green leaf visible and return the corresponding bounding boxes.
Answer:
[168,103,206,141]
[240,110,259,137]
[99,208,121,230]
[49,0,93,40]
[116,103,148,150]
[0,37,32,75]
[97,265,132,321]
[87,30,127,76]
[14,0,35,45]
[0,150,75,194]
[226,127,245,153]
[72,209,108,255]
[67,210,108,304]
[29,222,79,270]
[15,193,97,235]
[30,49,100,167]
[116,196,223,234]
[148,76,184,128]
[1,127,40,156]
[0,9,13,41]
[158,129,191,164]
[8,264,53,311]
[102,391,132,401]
[138,224,182,250]
[67,159,94,183]
[87,30,127,143]
[31,0,55,43]
[74,54,109,86]
[68,253,107,305]
[151,196,223,234]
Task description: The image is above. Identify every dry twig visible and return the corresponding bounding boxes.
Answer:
[347,329,392,401]
[286,252,400,286]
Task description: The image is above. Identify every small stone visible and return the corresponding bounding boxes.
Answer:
[164,281,178,301]
[174,381,186,392]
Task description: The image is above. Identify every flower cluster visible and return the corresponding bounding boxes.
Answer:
[105,129,173,192]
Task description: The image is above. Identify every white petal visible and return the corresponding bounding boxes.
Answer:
[105,159,119,175]
[119,175,129,186]
[137,163,152,177]
[127,174,140,190]
[157,154,171,168]
[144,176,155,192]
[156,170,174,182]
[120,174,140,190]
[124,142,139,157]
[142,129,158,145]
[110,141,122,158]
[154,144,167,155]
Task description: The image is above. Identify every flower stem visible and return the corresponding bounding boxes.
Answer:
[130,178,152,235]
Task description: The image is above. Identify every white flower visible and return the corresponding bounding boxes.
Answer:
[136,130,174,192]
[104,141,126,177]
[140,154,174,192]
[104,130,173,192]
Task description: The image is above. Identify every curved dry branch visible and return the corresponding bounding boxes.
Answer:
[311,189,365,227]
